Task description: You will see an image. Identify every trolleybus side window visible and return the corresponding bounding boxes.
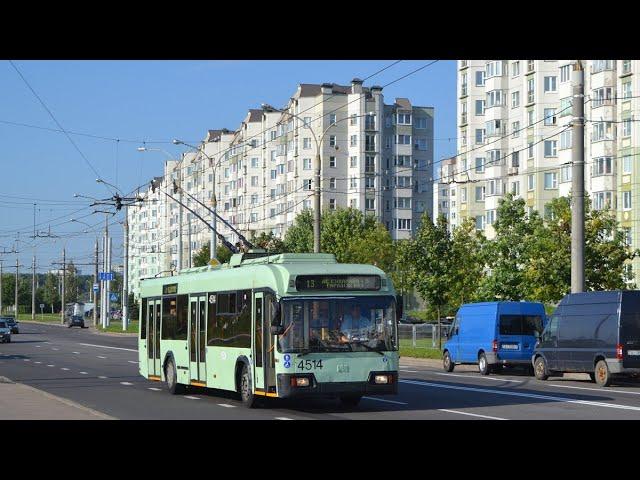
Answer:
[175,294,189,340]
[206,293,216,346]
[208,290,251,348]
[140,300,147,339]
[161,296,178,339]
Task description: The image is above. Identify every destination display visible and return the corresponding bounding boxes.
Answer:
[163,283,178,295]
[295,275,381,291]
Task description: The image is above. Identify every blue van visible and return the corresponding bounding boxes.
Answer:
[443,302,547,375]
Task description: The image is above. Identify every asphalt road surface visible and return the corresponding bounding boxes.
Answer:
[2,322,640,419]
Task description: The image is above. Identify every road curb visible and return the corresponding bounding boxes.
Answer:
[19,320,67,327]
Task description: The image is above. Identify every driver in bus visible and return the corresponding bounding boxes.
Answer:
[339,304,371,342]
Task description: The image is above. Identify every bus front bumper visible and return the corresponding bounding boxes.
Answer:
[276,372,398,398]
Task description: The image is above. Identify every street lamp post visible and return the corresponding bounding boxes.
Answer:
[260,104,375,253]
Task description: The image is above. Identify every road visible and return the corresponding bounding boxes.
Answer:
[2,322,640,419]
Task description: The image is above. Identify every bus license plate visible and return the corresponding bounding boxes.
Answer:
[628,350,640,356]
[501,344,519,350]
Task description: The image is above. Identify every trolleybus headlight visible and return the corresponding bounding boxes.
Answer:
[290,377,310,387]
[374,374,391,384]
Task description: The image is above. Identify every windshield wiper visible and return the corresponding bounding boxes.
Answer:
[354,342,385,355]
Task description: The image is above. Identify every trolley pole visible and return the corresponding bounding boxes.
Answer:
[571,60,585,293]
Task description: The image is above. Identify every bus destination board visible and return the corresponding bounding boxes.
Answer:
[163,283,178,295]
[295,275,381,291]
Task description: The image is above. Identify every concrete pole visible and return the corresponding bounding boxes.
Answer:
[313,150,321,253]
[571,61,585,293]
[106,236,112,327]
[101,236,106,328]
[93,238,98,327]
[178,164,184,272]
[61,248,65,324]
[210,168,217,262]
[31,254,35,320]
[0,261,3,315]
[188,215,192,268]
[122,207,129,330]
[15,257,19,317]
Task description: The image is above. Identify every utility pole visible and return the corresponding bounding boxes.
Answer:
[94,238,98,327]
[571,60,585,293]
[31,254,36,320]
[314,149,321,254]
[15,257,19,317]
[0,260,3,315]
[178,161,184,271]
[122,206,129,330]
[188,214,192,268]
[106,236,112,327]
[60,248,66,324]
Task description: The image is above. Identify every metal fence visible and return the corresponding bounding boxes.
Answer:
[398,323,448,348]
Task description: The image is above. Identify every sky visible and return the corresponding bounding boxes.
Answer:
[0,60,457,275]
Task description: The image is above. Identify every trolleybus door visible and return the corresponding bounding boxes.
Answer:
[147,298,161,378]
[253,292,277,395]
[189,294,207,384]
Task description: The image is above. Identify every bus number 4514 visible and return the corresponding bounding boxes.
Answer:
[298,359,323,370]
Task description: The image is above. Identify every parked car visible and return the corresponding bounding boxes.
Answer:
[533,291,640,387]
[0,316,19,334]
[0,320,11,343]
[66,315,86,328]
[443,301,547,375]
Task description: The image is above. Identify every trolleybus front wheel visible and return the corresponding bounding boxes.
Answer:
[239,364,258,408]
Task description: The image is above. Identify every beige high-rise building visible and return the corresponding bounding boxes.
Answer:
[445,60,638,278]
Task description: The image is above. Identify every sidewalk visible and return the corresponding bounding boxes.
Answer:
[0,377,114,420]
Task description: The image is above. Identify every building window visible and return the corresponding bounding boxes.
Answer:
[544,140,557,157]
[560,65,571,83]
[544,108,557,126]
[329,178,336,189]
[486,209,496,225]
[560,130,572,150]
[251,176,259,187]
[475,99,485,116]
[329,199,336,210]
[475,215,485,230]
[350,177,357,189]
[303,158,312,170]
[512,61,520,77]
[623,119,632,137]
[350,114,357,126]
[527,60,535,72]
[623,155,632,174]
[622,60,632,74]
[475,128,485,145]
[329,156,336,168]
[397,112,412,125]
[623,191,632,210]
[475,186,485,201]
[329,136,336,147]
[303,138,312,150]
[396,218,412,231]
[475,70,485,86]
[592,122,615,142]
[593,191,614,210]
[397,134,411,145]
[527,78,535,103]
[593,157,613,176]
[560,165,572,183]
[303,179,312,190]
[350,135,357,147]
[528,174,535,191]
[528,142,534,158]
[511,181,520,196]
[544,172,558,189]
[592,60,614,73]
[365,198,375,210]
[475,157,485,173]
[395,197,411,209]
[461,187,467,203]
[329,113,337,125]
[544,76,557,92]
[486,90,504,108]
[512,91,520,108]
[528,109,534,126]
[623,82,632,99]
[511,151,520,167]
[415,117,427,129]
[512,121,520,138]
[592,87,613,108]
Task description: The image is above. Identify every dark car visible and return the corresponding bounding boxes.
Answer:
[0,320,11,343]
[533,291,640,387]
[0,316,19,334]
[67,315,86,328]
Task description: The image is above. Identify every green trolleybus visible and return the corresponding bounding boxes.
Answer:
[138,252,399,407]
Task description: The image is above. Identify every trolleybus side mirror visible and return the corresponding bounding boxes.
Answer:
[270,302,284,335]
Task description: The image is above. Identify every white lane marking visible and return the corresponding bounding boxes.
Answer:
[98,376,107,379]
[61,368,70,371]
[34,361,42,364]
[97,356,107,359]
[438,408,507,420]
[127,361,138,364]
[79,371,88,375]
[362,396,409,405]
[72,352,80,354]
[218,403,235,408]
[548,383,640,396]
[35,345,41,348]
[400,379,640,413]
[185,395,200,400]
[78,343,137,352]
[431,372,523,383]
[47,364,55,367]
[399,369,419,373]
[275,417,294,420]
[148,387,162,391]
[23,359,30,362]
[120,382,133,386]
[52,348,59,351]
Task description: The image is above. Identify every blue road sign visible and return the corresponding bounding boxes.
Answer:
[99,272,115,281]
[109,292,119,302]
[93,283,99,292]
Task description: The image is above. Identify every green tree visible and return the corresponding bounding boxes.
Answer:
[283,209,314,253]
[65,261,80,303]
[401,214,453,343]
[478,193,543,301]
[250,231,285,253]
[448,218,486,309]
[193,242,233,267]
[41,272,60,311]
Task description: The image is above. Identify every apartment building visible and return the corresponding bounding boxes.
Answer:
[448,59,640,276]
[126,79,435,298]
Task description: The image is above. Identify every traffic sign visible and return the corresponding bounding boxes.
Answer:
[39,303,44,309]
[93,283,99,292]
[99,272,115,281]
[110,292,119,302]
